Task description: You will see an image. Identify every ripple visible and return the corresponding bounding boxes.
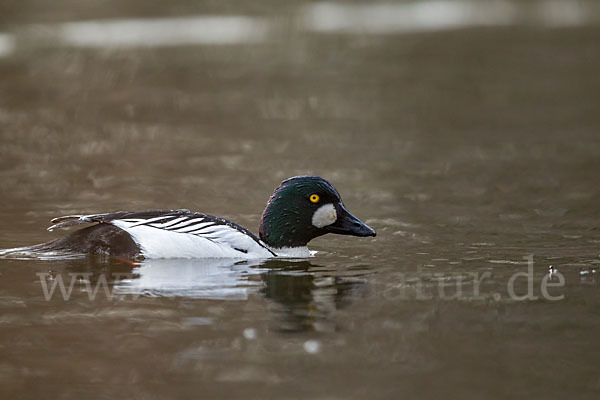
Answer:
[488,259,530,265]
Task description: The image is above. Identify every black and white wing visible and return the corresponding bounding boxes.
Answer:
[48,210,275,259]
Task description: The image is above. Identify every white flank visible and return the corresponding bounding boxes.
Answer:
[312,203,337,228]
[111,220,274,259]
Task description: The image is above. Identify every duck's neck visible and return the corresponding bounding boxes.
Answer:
[259,205,320,249]
[259,214,312,249]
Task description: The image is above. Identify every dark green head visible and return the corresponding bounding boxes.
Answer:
[259,176,376,249]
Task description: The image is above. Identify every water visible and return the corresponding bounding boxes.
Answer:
[1,1,600,398]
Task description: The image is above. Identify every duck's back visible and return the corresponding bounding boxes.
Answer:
[3,210,276,259]
[20,223,141,259]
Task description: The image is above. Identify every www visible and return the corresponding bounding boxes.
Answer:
[36,273,118,301]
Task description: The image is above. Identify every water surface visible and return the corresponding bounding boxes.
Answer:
[1,1,600,398]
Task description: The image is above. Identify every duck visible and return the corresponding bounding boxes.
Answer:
[4,176,376,259]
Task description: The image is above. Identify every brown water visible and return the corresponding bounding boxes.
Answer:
[1,1,600,399]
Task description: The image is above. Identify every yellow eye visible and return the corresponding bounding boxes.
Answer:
[309,194,320,203]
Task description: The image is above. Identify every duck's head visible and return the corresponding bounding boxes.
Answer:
[259,176,376,249]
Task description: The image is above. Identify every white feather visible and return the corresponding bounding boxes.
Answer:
[312,203,337,228]
[111,220,274,259]
[128,215,175,226]
[153,216,188,228]
[172,222,214,233]
[267,246,312,258]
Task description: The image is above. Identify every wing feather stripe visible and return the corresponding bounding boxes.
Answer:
[162,218,205,231]
[172,222,214,233]
[187,224,218,235]
[128,215,177,227]
[152,217,190,228]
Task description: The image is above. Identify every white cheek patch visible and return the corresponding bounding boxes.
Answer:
[312,203,337,228]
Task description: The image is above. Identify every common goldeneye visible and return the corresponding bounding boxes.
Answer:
[4,176,375,259]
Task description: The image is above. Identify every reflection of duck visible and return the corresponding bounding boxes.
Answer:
[260,260,369,332]
[579,267,598,277]
[114,258,266,300]
[3,176,375,259]
[113,258,369,332]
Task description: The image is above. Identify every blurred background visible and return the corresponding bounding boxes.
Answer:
[1,1,600,399]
